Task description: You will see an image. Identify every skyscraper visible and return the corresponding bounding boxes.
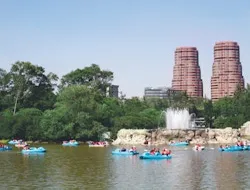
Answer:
[211,41,244,101]
[172,47,203,98]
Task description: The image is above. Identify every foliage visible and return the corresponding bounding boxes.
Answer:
[60,64,113,94]
[0,61,58,114]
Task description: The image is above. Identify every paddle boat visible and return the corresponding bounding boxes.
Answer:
[169,141,189,146]
[88,141,108,147]
[112,147,139,155]
[21,147,46,154]
[15,142,28,148]
[193,145,205,151]
[62,140,79,146]
[8,139,22,145]
[219,145,247,152]
[139,152,172,160]
[0,145,12,151]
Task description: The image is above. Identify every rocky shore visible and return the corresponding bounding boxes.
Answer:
[112,121,250,145]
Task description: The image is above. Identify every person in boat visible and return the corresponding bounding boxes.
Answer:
[155,148,160,155]
[129,146,137,152]
[121,147,126,152]
[162,148,171,156]
[166,149,171,156]
[240,141,244,147]
[195,144,201,150]
[150,148,156,155]
[236,141,242,146]
[195,145,199,150]
[23,145,30,150]
[161,148,167,155]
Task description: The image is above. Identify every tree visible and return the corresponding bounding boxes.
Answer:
[12,108,43,140]
[0,69,12,111]
[6,61,58,114]
[60,64,113,94]
[203,100,213,128]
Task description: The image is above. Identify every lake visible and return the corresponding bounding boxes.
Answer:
[0,144,250,189]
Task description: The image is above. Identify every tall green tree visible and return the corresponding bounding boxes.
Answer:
[4,61,58,114]
[60,64,113,94]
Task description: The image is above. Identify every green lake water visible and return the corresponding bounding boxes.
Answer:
[1,144,250,189]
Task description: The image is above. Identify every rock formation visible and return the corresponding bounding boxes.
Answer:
[112,122,250,145]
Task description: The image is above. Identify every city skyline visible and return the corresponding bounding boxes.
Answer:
[0,1,250,98]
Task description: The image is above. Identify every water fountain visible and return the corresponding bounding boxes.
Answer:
[165,108,193,130]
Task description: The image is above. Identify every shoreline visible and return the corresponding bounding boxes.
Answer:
[112,123,250,145]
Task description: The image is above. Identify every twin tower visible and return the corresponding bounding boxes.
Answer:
[172,41,244,101]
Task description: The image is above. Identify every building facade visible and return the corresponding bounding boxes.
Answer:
[106,85,119,98]
[211,41,244,101]
[172,47,203,98]
[144,87,180,99]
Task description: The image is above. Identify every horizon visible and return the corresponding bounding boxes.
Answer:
[1,1,250,98]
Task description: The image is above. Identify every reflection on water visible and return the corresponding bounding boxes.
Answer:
[0,145,250,189]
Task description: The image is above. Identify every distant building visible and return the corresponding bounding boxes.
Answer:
[106,85,119,98]
[211,41,244,101]
[172,47,203,98]
[144,87,180,99]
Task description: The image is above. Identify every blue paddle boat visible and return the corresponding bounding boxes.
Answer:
[0,145,12,151]
[139,152,172,160]
[22,147,46,154]
[8,140,22,145]
[169,141,189,146]
[219,146,246,152]
[112,148,139,155]
[62,140,79,146]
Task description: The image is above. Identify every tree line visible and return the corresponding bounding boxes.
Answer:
[0,61,249,141]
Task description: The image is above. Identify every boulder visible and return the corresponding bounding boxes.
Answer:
[178,130,187,138]
[112,129,149,145]
[208,129,216,139]
[190,137,206,145]
[186,131,195,140]
[195,129,204,137]
[240,121,250,136]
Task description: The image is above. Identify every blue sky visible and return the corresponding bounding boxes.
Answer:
[0,0,249,98]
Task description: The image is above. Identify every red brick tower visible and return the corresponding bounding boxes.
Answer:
[211,41,244,101]
[172,47,203,98]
